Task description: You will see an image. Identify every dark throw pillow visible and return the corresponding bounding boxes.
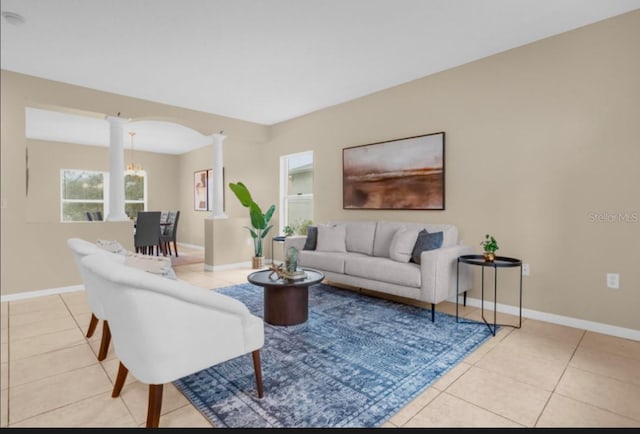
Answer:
[410,229,443,265]
[303,226,318,251]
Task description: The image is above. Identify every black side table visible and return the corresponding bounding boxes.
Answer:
[456,254,523,336]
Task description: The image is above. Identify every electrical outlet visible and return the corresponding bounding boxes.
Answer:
[522,263,530,276]
[607,273,620,289]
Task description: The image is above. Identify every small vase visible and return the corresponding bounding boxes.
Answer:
[483,252,495,262]
[285,246,298,273]
[252,256,264,269]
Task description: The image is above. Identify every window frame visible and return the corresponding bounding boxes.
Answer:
[279,151,314,235]
[60,169,147,222]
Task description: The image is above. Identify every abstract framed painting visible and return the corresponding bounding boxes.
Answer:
[343,132,445,210]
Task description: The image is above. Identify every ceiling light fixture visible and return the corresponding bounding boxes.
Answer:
[2,11,26,25]
[125,132,144,176]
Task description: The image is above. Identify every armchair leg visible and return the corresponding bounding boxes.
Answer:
[97,320,111,361]
[112,362,129,397]
[252,350,264,398]
[86,313,99,338]
[463,291,467,306]
[146,384,164,428]
[431,303,435,322]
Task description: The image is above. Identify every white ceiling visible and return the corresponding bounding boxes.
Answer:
[3,0,640,153]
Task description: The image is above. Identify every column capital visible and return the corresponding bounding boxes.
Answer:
[105,115,130,125]
[210,133,227,143]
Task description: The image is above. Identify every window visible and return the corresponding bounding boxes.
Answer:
[124,173,146,218]
[61,169,147,221]
[61,170,105,222]
[279,151,313,234]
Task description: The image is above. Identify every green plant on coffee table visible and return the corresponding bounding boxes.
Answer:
[228,181,275,258]
[480,234,499,253]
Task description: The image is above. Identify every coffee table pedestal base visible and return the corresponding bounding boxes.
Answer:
[264,285,309,326]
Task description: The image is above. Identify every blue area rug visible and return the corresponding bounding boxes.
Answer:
[173,283,494,428]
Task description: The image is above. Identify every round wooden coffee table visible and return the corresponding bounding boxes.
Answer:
[247,268,324,326]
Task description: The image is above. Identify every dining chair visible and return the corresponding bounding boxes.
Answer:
[80,253,265,428]
[160,210,180,257]
[66,238,123,361]
[85,211,94,221]
[134,211,163,255]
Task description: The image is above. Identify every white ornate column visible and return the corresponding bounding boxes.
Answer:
[105,116,130,221]
[209,132,227,219]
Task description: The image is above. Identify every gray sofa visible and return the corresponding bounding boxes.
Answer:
[283,220,473,321]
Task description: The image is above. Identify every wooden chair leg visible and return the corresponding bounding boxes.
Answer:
[112,362,129,397]
[98,320,111,361]
[252,350,264,398]
[166,241,172,256]
[86,313,99,338]
[173,240,178,257]
[146,384,164,428]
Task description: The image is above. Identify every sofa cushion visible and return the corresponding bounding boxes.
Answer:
[410,230,444,265]
[389,228,421,263]
[124,252,177,279]
[372,221,406,257]
[303,226,318,250]
[344,256,421,288]
[298,250,351,274]
[316,224,347,252]
[329,220,377,255]
[96,239,128,255]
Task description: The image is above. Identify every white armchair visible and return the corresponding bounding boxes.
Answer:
[66,238,123,360]
[80,253,265,428]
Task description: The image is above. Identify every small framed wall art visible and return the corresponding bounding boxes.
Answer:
[194,170,208,211]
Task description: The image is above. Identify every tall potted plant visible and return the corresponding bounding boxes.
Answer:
[229,181,275,268]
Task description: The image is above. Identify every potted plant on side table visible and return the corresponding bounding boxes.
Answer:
[229,181,275,269]
[480,234,499,262]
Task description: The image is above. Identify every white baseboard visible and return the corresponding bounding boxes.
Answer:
[2,282,637,342]
[451,295,640,342]
[176,242,204,250]
[1,285,84,302]
[203,261,252,272]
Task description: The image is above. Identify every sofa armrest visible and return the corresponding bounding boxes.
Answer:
[419,244,475,304]
[284,235,307,253]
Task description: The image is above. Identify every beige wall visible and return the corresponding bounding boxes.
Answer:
[267,11,640,330]
[1,11,638,332]
[0,71,267,294]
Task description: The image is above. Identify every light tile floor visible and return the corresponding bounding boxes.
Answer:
[1,251,639,428]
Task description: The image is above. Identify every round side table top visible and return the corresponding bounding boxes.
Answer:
[458,254,522,268]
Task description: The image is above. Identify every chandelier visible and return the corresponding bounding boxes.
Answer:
[125,131,144,176]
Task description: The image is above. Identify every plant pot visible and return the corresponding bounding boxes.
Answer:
[483,252,495,262]
[252,256,264,269]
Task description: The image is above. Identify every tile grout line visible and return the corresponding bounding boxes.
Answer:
[531,328,586,427]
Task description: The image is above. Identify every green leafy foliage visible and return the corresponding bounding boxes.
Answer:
[283,219,314,236]
[480,234,499,253]
[229,181,275,257]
